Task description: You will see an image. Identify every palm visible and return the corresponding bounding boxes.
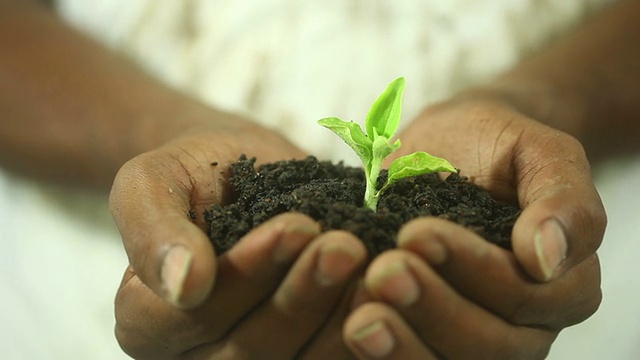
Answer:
[397,99,556,203]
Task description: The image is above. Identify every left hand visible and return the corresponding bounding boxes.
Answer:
[343,94,605,359]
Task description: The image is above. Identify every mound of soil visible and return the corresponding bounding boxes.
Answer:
[204,155,520,257]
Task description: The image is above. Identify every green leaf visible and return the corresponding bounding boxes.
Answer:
[365,77,406,139]
[371,135,401,163]
[386,151,456,186]
[318,77,456,212]
[318,117,372,162]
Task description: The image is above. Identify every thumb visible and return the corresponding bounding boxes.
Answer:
[110,152,220,308]
[511,134,606,282]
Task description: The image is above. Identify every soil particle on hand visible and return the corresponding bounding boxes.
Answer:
[204,155,520,257]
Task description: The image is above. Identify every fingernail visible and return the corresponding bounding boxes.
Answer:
[370,261,420,307]
[273,224,320,263]
[534,218,568,280]
[351,321,396,358]
[315,244,362,287]
[161,245,193,306]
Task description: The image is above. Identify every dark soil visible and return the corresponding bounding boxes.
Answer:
[204,155,520,257]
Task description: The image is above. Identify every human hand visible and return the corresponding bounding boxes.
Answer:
[342,96,605,358]
[110,121,367,359]
[396,94,606,282]
[111,119,308,308]
[115,212,367,359]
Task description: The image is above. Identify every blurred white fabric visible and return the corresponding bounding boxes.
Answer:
[54,0,615,166]
[2,0,637,359]
[0,171,128,359]
[549,157,640,359]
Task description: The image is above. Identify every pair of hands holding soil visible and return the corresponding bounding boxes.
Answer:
[110,91,605,359]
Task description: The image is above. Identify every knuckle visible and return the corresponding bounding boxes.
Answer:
[114,280,172,360]
[580,200,607,250]
[114,317,168,360]
[559,255,603,326]
[507,254,602,329]
[211,341,257,360]
[505,286,539,325]
[114,291,151,359]
[274,283,329,322]
[489,329,554,360]
[114,325,149,360]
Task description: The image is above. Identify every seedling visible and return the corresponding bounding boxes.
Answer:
[318,77,456,211]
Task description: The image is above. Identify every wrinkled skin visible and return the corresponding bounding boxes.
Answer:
[112,96,604,359]
[341,96,604,359]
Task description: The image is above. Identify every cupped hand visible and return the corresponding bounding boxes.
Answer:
[115,213,367,359]
[345,219,600,359]
[342,95,605,359]
[110,121,367,359]
[110,120,307,309]
[395,94,606,282]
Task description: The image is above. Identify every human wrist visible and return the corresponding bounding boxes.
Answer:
[451,78,589,140]
[141,100,305,166]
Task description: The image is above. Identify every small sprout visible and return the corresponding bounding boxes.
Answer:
[318,77,456,211]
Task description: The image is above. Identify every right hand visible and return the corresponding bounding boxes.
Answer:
[115,213,367,359]
[110,121,367,359]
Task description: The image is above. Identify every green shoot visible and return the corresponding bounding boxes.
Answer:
[318,77,456,210]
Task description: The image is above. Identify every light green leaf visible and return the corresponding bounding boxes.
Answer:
[318,77,457,212]
[318,117,372,162]
[371,136,401,163]
[365,77,406,139]
[386,151,456,186]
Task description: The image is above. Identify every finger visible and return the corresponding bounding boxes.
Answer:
[110,150,223,308]
[397,218,602,328]
[115,269,180,360]
[364,250,557,359]
[512,130,606,281]
[114,213,321,359]
[344,303,438,360]
[297,282,362,360]
[196,213,322,340]
[210,231,367,360]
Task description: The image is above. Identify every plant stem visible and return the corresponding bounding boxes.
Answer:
[364,178,379,210]
[364,158,383,211]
